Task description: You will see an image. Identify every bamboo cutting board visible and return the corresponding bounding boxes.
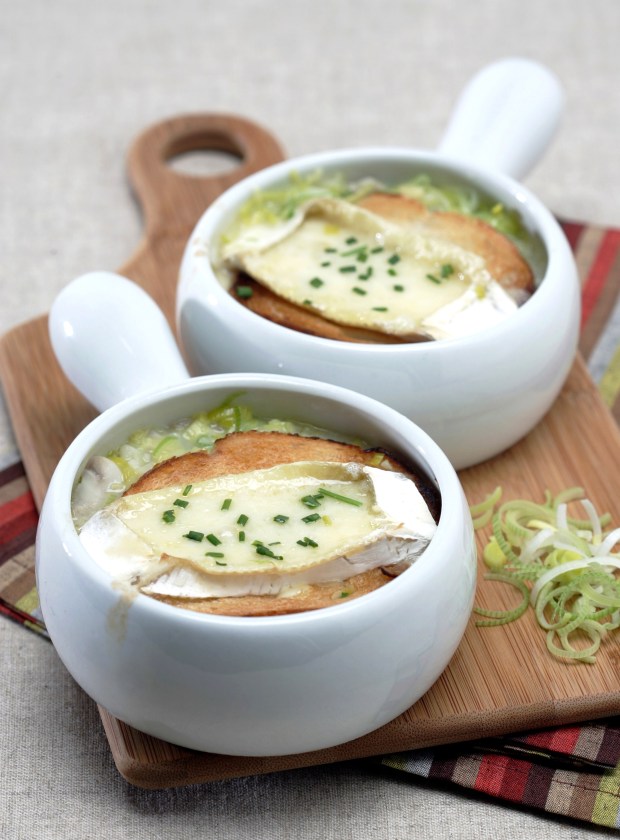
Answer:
[1,114,619,790]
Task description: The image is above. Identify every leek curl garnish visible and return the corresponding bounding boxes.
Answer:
[470,487,620,664]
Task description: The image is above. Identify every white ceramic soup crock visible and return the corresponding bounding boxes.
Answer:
[177,59,580,470]
[39,276,476,756]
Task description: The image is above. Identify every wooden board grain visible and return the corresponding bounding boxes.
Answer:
[1,114,619,789]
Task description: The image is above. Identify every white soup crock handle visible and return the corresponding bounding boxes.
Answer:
[49,271,190,413]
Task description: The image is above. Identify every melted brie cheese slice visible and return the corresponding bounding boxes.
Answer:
[79,461,436,600]
[218,197,517,340]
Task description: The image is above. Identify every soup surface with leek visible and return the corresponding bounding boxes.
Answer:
[72,397,440,617]
[213,172,545,343]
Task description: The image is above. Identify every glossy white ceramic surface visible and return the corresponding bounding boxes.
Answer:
[36,374,476,756]
[176,60,579,470]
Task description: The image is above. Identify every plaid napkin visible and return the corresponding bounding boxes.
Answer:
[1,220,619,828]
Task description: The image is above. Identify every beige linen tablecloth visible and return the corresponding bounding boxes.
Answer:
[2,1,620,838]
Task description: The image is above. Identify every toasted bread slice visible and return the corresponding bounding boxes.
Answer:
[128,431,439,616]
[232,192,533,343]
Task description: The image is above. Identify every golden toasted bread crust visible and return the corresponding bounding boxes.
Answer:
[128,431,439,616]
[232,191,534,342]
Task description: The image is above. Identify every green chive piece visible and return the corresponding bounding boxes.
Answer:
[184,531,204,542]
[302,512,321,523]
[174,498,189,508]
[317,487,363,506]
[324,247,337,253]
[339,265,357,273]
[393,284,405,292]
[236,285,253,299]
[388,268,397,276]
[215,560,227,566]
[206,551,225,558]
[301,494,322,508]
[358,267,373,280]
[206,533,221,546]
[440,263,455,278]
[388,254,401,265]
[237,514,249,526]
[273,514,289,524]
[297,536,319,548]
[303,299,313,305]
[255,544,283,560]
[371,246,384,253]
[372,306,388,312]
[320,261,331,267]
[162,509,175,524]
[338,591,351,598]
[309,277,324,288]
[345,236,358,244]
[221,498,232,510]
[352,287,367,295]
[340,245,367,258]
[182,484,193,496]
[238,531,246,542]
[426,273,441,284]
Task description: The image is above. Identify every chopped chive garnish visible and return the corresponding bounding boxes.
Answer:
[340,245,367,258]
[255,544,283,559]
[339,265,357,273]
[238,531,246,542]
[236,285,253,299]
[388,254,401,265]
[426,273,441,284]
[252,540,263,546]
[393,284,404,292]
[273,514,289,524]
[268,541,282,546]
[206,552,225,558]
[303,299,313,305]
[371,246,384,253]
[338,591,351,598]
[309,277,324,288]
[182,484,193,496]
[358,267,373,280]
[206,533,221,546]
[302,512,321,523]
[174,498,189,508]
[317,487,363,506]
[301,494,322,508]
[388,268,397,276]
[237,514,249,526]
[345,236,357,244]
[352,287,367,295]
[162,509,175,524]
[441,263,455,278]
[184,531,204,542]
[324,247,337,253]
[372,306,388,312]
[320,261,331,267]
[215,560,227,566]
[221,497,232,510]
[297,537,319,548]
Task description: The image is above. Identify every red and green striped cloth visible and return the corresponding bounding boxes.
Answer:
[1,220,619,827]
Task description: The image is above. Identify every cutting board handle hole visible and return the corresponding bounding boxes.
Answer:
[166,148,243,178]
